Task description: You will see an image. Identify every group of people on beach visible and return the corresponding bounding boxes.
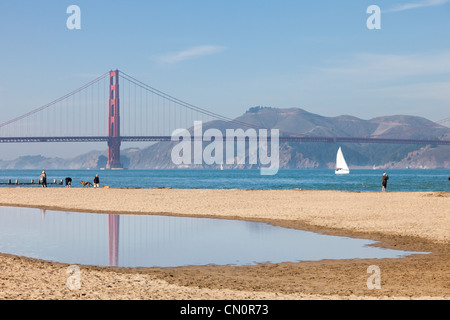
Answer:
[39,170,100,188]
[37,170,446,191]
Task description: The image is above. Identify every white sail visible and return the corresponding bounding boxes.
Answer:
[335,147,350,174]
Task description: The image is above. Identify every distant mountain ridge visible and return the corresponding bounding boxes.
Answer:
[0,107,449,169]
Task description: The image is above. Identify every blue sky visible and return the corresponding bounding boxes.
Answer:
[0,0,449,159]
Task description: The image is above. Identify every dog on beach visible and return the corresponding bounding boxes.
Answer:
[80,181,93,188]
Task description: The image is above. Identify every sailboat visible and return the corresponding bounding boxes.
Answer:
[335,147,350,175]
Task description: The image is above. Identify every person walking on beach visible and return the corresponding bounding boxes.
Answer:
[382,172,389,192]
[39,170,47,188]
[93,174,100,188]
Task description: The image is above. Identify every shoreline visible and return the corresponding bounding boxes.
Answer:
[0,188,448,300]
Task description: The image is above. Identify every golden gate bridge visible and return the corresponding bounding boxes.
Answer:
[0,69,449,169]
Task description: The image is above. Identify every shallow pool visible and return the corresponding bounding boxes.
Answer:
[0,206,427,267]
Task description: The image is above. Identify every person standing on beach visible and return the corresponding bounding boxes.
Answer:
[93,174,100,188]
[382,172,389,192]
[65,177,72,188]
[39,170,47,188]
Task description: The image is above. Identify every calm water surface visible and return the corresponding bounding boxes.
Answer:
[0,206,427,267]
[0,169,449,191]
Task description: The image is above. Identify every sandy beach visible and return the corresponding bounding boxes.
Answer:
[0,188,448,300]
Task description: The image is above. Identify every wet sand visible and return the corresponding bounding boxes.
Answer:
[0,188,448,300]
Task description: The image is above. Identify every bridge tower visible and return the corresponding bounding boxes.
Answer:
[106,70,122,169]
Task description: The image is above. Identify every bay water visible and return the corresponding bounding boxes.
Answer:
[0,169,449,192]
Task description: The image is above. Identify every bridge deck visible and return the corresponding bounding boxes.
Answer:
[0,136,449,145]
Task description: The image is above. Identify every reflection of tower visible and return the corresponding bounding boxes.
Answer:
[108,215,120,267]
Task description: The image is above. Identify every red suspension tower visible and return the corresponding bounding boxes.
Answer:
[107,70,122,169]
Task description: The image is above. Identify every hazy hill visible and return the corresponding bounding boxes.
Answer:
[0,107,448,169]
[123,107,449,169]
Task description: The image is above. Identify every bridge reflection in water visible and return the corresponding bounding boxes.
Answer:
[0,207,428,267]
[108,215,119,267]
